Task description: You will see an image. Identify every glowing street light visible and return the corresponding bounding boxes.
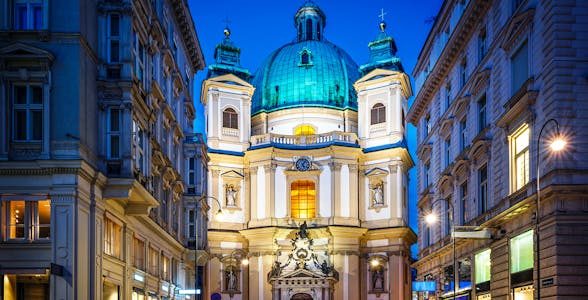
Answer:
[535,119,567,300]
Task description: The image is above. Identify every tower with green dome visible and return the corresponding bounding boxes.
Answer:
[201,2,415,299]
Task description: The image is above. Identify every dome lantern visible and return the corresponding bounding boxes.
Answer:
[294,0,326,41]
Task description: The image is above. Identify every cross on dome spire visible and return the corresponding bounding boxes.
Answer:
[379,8,387,22]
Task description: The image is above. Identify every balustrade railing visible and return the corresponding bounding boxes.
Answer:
[250,131,358,147]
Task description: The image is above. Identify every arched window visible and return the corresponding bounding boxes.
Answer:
[370,103,386,125]
[222,108,238,129]
[295,124,315,135]
[301,52,310,65]
[290,180,316,219]
[316,22,321,40]
[306,19,313,40]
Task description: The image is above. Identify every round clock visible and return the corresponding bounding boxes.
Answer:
[295,158,311,171]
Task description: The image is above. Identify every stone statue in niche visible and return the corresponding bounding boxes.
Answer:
[372,267,385,291]
[225,184,238,207]
[225,267,238,291]
[370,181,384,206]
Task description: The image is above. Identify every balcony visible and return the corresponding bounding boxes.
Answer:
[249,131,359,150]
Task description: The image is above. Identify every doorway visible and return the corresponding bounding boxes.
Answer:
[291,293,313,300]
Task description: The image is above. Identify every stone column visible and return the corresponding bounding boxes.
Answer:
[330,162,341,218]
[329,227,367,300]
[348,164,359,220]
[264,164,276,221]
[250,166,258,221]
[50,190,89,300]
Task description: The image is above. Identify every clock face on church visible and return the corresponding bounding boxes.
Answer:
[295,158,311,172]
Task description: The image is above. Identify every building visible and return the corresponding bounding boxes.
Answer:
[408,0,588,299]
[0,0,206,298]
[200,2,416,299]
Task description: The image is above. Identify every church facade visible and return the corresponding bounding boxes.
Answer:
[200,2,415,300]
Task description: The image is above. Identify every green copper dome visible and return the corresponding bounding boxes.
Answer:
[251,1,359,114]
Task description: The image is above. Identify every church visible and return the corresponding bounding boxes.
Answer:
[200,2,415,299]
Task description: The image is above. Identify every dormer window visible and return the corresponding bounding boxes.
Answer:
[222,108,238,129]
[299,49,312,66]
[371,103,386,125]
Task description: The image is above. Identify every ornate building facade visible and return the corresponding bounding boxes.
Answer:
[409,0,588,299]
[0,0,207,299]
[201,2,416,300]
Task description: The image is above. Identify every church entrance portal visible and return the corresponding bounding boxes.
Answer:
[291,293,313,300]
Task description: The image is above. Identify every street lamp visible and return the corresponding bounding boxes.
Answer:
[535,119,566,300]
[425,198,457,299]
[425,199,491,299]
[194,195,223,300]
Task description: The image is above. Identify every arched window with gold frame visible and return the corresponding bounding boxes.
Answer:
[294,124,315,136]
[290,180,316,218]
[222,108,238,129]
[371,103,386,125]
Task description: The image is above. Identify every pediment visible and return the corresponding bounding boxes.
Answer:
[501,8,535,52]
[0,42,55,61]
[221,170,244,179]
[207,73,253,89]
[282,268,323,279]
[365,167,389,177]
[470,68,491,96]
[354,68,412,98]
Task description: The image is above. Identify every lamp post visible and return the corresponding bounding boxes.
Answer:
[194,195,223,300]
[425,198,457,299]
[535,119,566,300]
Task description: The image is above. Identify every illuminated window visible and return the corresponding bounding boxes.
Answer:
[149,247,159,275]
[510,125,530,191]
[475,249,491,283]
[510,230,533,273]
[290,180,316,219]
[370,103,386,125]
[3,199,50,240]
[295,124,315,136]
[104,217,122,258]
[222,108,238,129]
[133,237,145,270]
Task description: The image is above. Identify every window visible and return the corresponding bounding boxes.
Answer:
[510,230,533,273]
[14,0,43,30]
[188,209,196,239]
[444,138,451,169]
[459,119,467,152]
[511,125,530,191]
[222,108,238,129]
[107,14,120,63]
[188,157,196,186]
[445,196,452,236]
[133,237,145,270]
[306,19,312,40]
[460,181,468,224]
[3,199,50,241]
[107,108,122,159]
[371,103,386,125]
[423,162,430,189]
[512,41,529,94]
[295,124,315,136]
[12,84,43,142]
[300,51,311,65]
[424,114,431,138]
[475,249,491,284]
[104,217,122,258]
[149,247,159,275]
[162,255,170,281]
[290,180,316,219]
[460,59,467,88]
[445,84,451,109]
[478,29,487,62]
[132,120,146,173]
[132,32,145,86]
[477,94,487,132]
[161,189,169,224]
[478,165,488,214]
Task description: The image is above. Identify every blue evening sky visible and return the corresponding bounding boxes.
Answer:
[188,0,443,255]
